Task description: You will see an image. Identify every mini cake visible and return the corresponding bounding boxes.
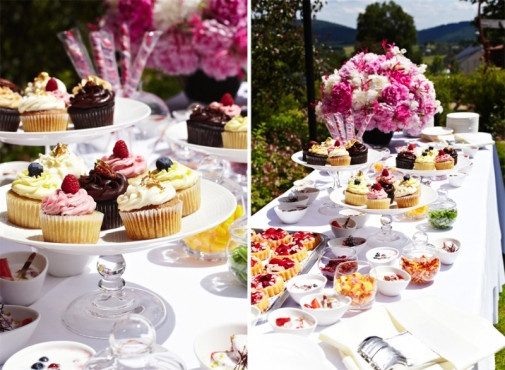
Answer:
[291,231,317,251]
[118,175,182,240]
[345,138,368,165]
[35,143,87,182]
[443,146,458,165]
[265,257,301,281]
[396,143,417,170]
[395,175,421,208]
[19,72,70,132]
[251,290,269,313]
[101,140,148,184]
[326,140,351,166]
[413,151,436,171]
[251,256,263,276]
[349,170,372,188]
[345,178,369,206]
[272,242,308,263]
[376,168,396,203]
[6,162,59,229]
[222,115,247,149]
[251,240,271,261]
[435,149,455,170]
[302,140,319,161]
[68,75,115,129]
[366,183,391,209]
[150,156,201,216]
[78,160,128,230]
[257,227,291,249]
[250,273,285,297]
[306,142,328,166]
[39,174,104,243]
[0,81,22,132]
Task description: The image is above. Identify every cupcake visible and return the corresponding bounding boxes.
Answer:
[68,75,115,129]
[6,162,60,229]
[366,183,391,209]
[326,140,351,166]
[35,143,87,182]
[39,174,104,244]
[0,80,22,132]
[396,143,417,169]
[101,140,148,184]
[78,160,128,230]
[19,72,70,132]
[376,168,396,203]
[118,175,182,240]
[150,156,201,216]
[306,142,328,165]
[349,170,372,188]
[443,146,458,165]
[345,138,368,165]
[222,115,247,149]
[413,150,436,171]
[302,140,319,161]
[345,177,369,206]
[435,149,455,170]
[395,175,421,208]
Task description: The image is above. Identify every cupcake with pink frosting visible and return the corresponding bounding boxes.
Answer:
[375,168,396,203]
[366,183,391,209]
[39,174,103,244]
[434,149,455,170]
[101,140,148,184]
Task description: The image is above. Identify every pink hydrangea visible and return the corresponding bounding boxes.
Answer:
[117,0,154,44]
[207,0,247,26]
[192,19,235,56]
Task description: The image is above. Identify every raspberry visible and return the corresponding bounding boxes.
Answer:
[220,93,234,106]
[407,143,416,150]
[334,140,341,147]
[381,168,390,176]
[373,183,382,191]
[61,174,80,194]
[112,140,129,159]
[156,156,173,171]
[438,149,445,156]
[45,78,58,92]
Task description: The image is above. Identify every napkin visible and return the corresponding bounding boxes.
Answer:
[319,295,505,370]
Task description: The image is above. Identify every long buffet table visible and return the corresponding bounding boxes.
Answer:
[250,133,505,369]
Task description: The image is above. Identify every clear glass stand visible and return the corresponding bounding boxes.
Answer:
[62,254,166,339]
[318,171,343,216]
[366,214,410,249]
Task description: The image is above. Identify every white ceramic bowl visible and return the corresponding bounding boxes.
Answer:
[250,306,261,327]
[299,291,351,326]
[0,305,40,365]
[292,187,320,205]
[366,247,400,268]
[286,273,327,304]
[328,236,367,256]
[0,252,48,306]
[329,217,357,238]
[448,172,469,187]
[432,237,461,265]
[268,307,317,336]
[194,323,247,370]
[370,266,411,297]
[278,194,309,209]
[274,205,308,224]
[338,208,370,228]
[3,340,95,369]
[462,145,479,158]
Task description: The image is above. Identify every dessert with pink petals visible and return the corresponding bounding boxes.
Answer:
[366,183,390,209]
[435,149,455,170]
[101,140,148,184]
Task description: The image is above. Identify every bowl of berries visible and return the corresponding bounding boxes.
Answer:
[317,246,357,281]
[328,235,367,256]
[329,217,357,238]
[432,237,461,265]
[370,266,411,297]
[299,291,351,326]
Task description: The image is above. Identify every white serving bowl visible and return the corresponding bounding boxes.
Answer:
[370,266,411,297]
[286,273,327,304]
[274,205,308,224]
[338,208,370,228]
[0,305,40,365]
[432,237,461,265]
[448,172,469,187]
[328,236,367,256]
[0,252,48,306]
[278,194,309,209]
[299,291,351,326]
[250,306,261,327]
[365,247,400,268]
[268,307,317,336]
[194,323,247,370]
[329,217,357,238]
[462,145,479,158]
[292,187,320,205]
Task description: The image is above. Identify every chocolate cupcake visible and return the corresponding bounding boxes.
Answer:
[396,151,416,169]
[376,168,396,203]
[68,76,115,129]
[302,140,319,161]
[0,78,22,131]
[186,105,231,147]
[78,160,128,230]
[443,146,458,165]
[345,138,368,165]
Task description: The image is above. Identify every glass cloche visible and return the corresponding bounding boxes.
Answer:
[427,188,458,229]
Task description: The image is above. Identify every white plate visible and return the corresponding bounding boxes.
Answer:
[330,183,438,215]
[3,341,95,369]
[249,333,331,370]
[291,148,383,172]
[0,97,151,146]
[452,132,495,148]
[164,121,247,163]
[0,180,236,255]
[385,154,472,177]
[421,126,453,136]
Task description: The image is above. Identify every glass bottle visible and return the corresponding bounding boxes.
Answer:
[427,188,458,229]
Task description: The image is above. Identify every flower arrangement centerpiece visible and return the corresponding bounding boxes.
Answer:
[101,0,247,82]
[315,42,442,139]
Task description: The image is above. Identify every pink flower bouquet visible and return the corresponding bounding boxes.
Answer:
[316,42,442,136]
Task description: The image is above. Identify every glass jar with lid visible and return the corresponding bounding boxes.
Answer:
[400,231,440,284]
[427,188,457,229]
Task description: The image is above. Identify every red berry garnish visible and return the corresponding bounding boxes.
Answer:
[334,140,341,147]
[275,317,291,327]
[112,140,129,159]
[381,168,390,176]
[331,220,341,228]
[220,93,234,106]
[61,174,80,194]
[373,183,383,191]
[45,78,58,92]
[407,143,416,150]
[438,149,445,156]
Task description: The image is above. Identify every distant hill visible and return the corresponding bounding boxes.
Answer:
[311,19,476,46]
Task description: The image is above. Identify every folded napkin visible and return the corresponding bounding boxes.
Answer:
[320,295,505,370]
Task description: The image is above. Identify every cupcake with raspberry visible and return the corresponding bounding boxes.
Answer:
[366,183,390,209]
[376,168,396,203]
[396,143,417,169]
[39,174,104,244]
[78,160,128,230]
[443,146,458,165]
[326,140,351,166]
[149,156,201,217]
[0,78,22,132]
[435,149,455,170]
[6,162,60,229]
[101,140,148,184]
[68,75,115,129]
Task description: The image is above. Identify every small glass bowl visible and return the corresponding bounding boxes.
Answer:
[317,246,357,281]
[400,244,440,284]
[333,260,377,311]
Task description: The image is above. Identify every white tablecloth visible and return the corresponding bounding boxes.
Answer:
[250,134,505,369]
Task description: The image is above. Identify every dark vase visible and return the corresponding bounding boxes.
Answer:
[183,70,241,104]
[362,128,394,147]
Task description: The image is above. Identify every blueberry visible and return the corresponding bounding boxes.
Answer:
[156,156,173,171]
[428,146,434,150]
[31,363,44,369]
[39,357,49,362]
[28,162,43,177]
[421,152,428,156]
[403,174,411,181]
[354,179,361,185]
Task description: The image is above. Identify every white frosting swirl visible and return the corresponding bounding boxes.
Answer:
[36,145,87,181]
[117,180,177,211]
[18,94,65,113]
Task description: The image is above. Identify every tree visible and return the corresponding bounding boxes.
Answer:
[355,1,421,63]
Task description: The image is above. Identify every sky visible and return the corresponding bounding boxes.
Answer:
[315,0,479,30]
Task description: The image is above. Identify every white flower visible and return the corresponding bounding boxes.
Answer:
[369,74,389,91]
[153,0,201,32]
[322,73,341,95]
[349,70,363,87]
[352,89,378,110]
[418,64,428,74]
